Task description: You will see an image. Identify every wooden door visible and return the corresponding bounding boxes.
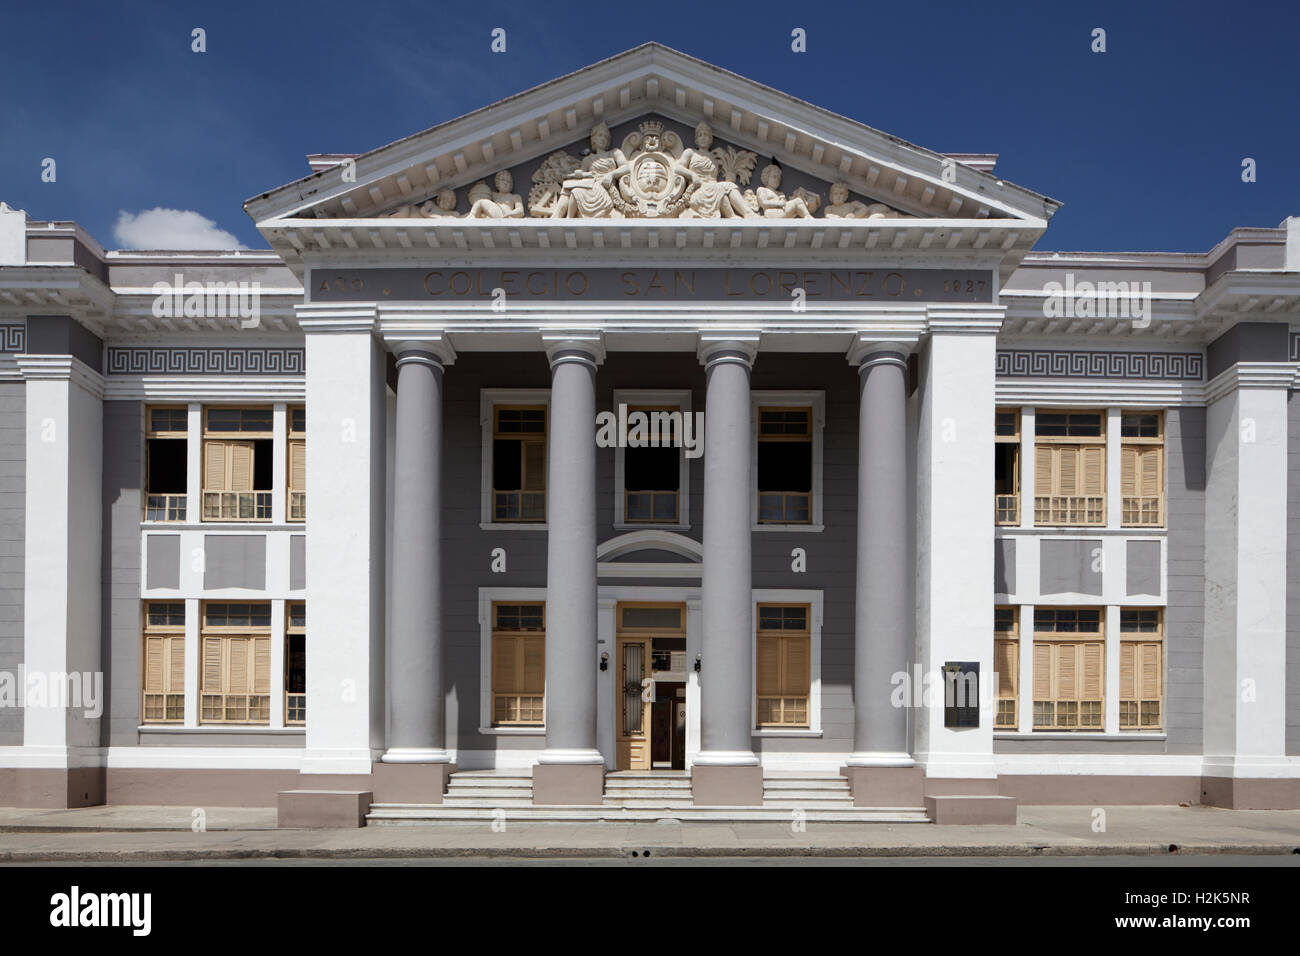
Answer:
[616,638,652,770]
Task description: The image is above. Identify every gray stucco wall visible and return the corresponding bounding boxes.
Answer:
[1164,406,1206,755]
[104,401,142,747]
[1288,392,1300,756]
[0,382,24,745]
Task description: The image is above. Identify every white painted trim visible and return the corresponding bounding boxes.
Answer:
[749,390,825,531]
[1016,603,1034,734]
[270,598,286,730]
[183,598,200,728]
[271,403,288,525]
[993,753,1203,776]
[749,588,824,736]
[479,387,551,528]
[1105,406,1122,528]
[103,377,305,402]
[611,389,692,529]
[996,380,1204,407]
[103,747,304,770]
[1104,603,1120,734]
[596,529,703,561]
[477,586,548,734]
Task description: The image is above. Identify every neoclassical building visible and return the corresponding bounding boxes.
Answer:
[1,44,1297,823]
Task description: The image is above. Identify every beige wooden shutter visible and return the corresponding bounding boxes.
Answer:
[288,440,306,492]
[253,636,271,694]
[524,440,545,491]
[204,441,227,491]
[1035,447,1054,497]
[522,636,545,695]
[1140,447,1161,497]
[756,635,780,697]
[1057,447,1078,496]
[782,636,810,697]
[1119,642,1136,700]
[994,640,1018,697]
[493,634,517,694]
[228,638,249,694]
[1032,643,1051,699]
[1081,642,1103,699]
[229,442,254,492]
[202,637,222,691]
[144,637,163,694]
[1120,447,1137,499]
[1139,643,1161,699]
[1081,446,1104,497]
[168,638,184,695]
[1057,644,1077,700]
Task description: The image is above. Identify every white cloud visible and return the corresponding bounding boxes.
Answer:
[112,207,246,250]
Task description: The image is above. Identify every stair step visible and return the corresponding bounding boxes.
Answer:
[367,804,930,824]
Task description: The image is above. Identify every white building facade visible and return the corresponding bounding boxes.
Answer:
[1,45,1298,822]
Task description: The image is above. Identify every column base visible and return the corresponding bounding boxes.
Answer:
[1201,776,1300,810]
[380,747,451,764]
[372,761,455,803]
[841,766,924,807]
[532,763,605,805]
[691,764,763,806]
[3,768,106,809]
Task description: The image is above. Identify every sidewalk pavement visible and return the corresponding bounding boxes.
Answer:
[0,805,1297,861]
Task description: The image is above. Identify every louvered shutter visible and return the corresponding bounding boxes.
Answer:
[202,637,222,691]
[288,440,306,492]
[994,640,1018,697]
[1057,447,1078,496]
[1139,447,1161,497]
[783,636,810,697]
[1120,447,1138,498]
[1081,643,1103,699]
[145,637,164,695]
[493,634,517,695]
[253,637,271,694]
[1057,644,1077,700]
[229,442,254,492]
[522,636,545,695]
[204,441,227,491]
[756,635,780,697]
[1139,643,1161,700]
[1119,642,1136,699]
[168,638,184,695]
[1032,643,1052,699]
[1081,446,1104,497]
[1035,447,1054,497]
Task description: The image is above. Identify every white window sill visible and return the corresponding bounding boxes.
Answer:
[140,521,303,532]
[752,524,824,533]
[479,522,548,531]
[613,522,691,532]
[137,725,306,734]
[994,731,1167,740]
[477,725,546,735]
[997,526,1167,536]
[752,728,823,738]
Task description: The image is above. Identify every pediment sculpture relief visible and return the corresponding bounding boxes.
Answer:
[376,120,912,221]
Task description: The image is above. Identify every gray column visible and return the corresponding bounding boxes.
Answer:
[696,341,759,766]
[538,341,603,766]
[383,346,447,763]
[849,348,913,766]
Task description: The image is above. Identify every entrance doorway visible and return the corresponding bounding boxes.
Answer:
[616,602,688,771]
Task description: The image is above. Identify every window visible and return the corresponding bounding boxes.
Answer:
[491,602,545,725]
[995,409,1020,525]
[1032,607,1104,730]
[202,407,273,521]
[200,602,271,724]
[755,604,811,726]
[145,406,188,522]
[492,406,546,522]
[757,408,812,524]
[623,406,683,524]
[1121,412,1163,527]
[1119,608,1162,730]
[141,601,185,723]
[285,602,306,725]
[1033,410,1105,526]
[993,606,1019,729]
[288,406,305,522]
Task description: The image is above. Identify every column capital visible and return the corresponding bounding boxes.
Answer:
[846,334,917,369]
[697,332,759,368]
[389,333,456,367]
[543,330,605,368]
[1205,361,1297,403]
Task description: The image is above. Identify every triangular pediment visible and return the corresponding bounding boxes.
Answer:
[246,43,1059,270]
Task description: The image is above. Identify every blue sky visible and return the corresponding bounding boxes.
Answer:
[1,0,1295,253]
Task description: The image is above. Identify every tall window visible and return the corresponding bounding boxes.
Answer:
[287,406,306,522]
[1121,411,1163,527]
[145,406,188,522]
[1033,410,1105,526]
[141,601,185,723]
[492,407,546,522]
[285,602,306,725]
[1119,608,1162,730]
[755,604,811,727]
[202,407,273,521]
[623,407,681,523]
[993,606,1019,729]
[1032,607,1104,731]
[995,409,1020,525]
[757,407,812,524]
[200,602,271,724]
[491,602,545,725]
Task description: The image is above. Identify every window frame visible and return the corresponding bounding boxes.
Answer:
[994,408,1020,526]
[198,601,273,725]
[754,602,812,728]
[141,601,186,724]
[287,405,306,523]
[1119,607,1163,731]
[488,600,546,728]
[1031,606,1106,732]
[750,391,825,532]
[750,589,823,736]
[993,605,1019,730]
[612,389,693,531]
[1120,410,1164,529]
[284,601,306,726]
[479,389,551,530]
[144,405,189,523]
[1033,410,1107,528]
[201,405,274,523]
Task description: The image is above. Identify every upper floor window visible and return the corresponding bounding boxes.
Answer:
[994,409,1020,525]
[202,407,272,521]
[491,602,545,725]
[993,606,1019,729]
[1119,608,1162,730]
[1032,607,1104,731]
[617,397,689,526]
[1033,411,1105,527]
[145,406,188,522]
[1120,412,1163,527]
[287,406,306,522]
[200,602,271,725]
[141,601,185,723]
[757,407,812,524]
[755,603,811,727]
[492,406,546,523]
[285,602,306,725]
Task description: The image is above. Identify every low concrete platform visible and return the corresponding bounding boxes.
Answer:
[277,790,372,829]
[925,794,1018,825]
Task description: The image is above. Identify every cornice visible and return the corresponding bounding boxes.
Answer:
[15,354,105,398]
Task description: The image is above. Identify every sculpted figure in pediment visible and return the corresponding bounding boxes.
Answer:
[754,164,815,218]
[383,187,459,218]
[679,122,758,219]
[466,170,525,219]
[549,122,630,219]
[823,183,875,219]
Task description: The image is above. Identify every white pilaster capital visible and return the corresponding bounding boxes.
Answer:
[14,354,104,399]
[924,305,1006,335]
[697,332,759,367]
[295,303,379,334]
[1205,361,1297,403]
[542,330,605,367]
